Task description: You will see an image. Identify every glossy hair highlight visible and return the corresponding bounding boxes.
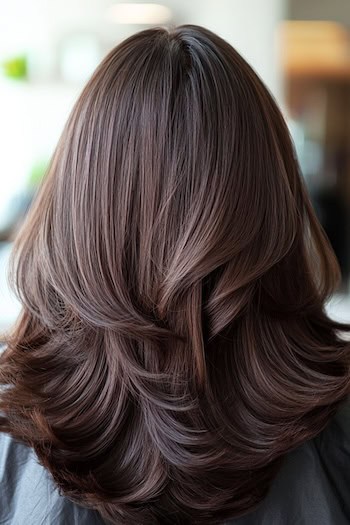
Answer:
[1,24,350,524]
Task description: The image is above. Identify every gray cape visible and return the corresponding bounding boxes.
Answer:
[1,399,350,524]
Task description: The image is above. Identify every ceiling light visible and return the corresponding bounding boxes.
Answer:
[106,3,172,25]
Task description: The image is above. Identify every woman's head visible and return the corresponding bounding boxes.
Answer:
[1,24,349,524]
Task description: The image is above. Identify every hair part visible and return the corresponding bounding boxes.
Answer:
[1,24,350,524]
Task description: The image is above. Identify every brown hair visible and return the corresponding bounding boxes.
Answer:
[1,24,350,524]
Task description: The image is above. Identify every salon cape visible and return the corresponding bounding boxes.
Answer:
[0,399,349,524]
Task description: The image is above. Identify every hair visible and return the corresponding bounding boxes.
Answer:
[1,24,350,525]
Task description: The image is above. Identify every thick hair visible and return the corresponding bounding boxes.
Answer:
[1,24,350,524]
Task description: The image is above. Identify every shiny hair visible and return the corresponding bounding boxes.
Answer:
[1,24,350,525]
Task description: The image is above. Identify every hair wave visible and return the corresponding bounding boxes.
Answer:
[1,25,350,524]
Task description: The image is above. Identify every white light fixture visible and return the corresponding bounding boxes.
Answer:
[106,3,172,25]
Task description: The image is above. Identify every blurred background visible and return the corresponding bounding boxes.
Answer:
[1,0,350,331]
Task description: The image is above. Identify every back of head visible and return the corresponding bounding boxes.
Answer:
[1,24,350,524]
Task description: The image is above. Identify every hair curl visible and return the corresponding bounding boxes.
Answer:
[1,24,350,524]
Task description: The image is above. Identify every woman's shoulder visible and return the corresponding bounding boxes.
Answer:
[0,431,105,525]
[228,397,350,525]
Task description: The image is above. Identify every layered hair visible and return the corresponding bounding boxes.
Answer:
[1,24,350,524]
